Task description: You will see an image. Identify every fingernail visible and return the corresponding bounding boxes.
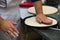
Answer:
[16,34,18,37]
[14,32,18,37]
[11,33,16,38]
[17,31,19,34]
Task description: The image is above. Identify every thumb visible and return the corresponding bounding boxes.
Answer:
[36,17,42,23]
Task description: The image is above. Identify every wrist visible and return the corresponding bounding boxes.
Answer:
[0,17,4,26]
[37,13,45,17]
[37,12,43,15]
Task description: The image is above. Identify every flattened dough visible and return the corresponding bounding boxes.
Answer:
[28,5,58,15]
[25,16,57,27]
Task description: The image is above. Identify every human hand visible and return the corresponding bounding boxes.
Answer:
[0,20,19,38]
[36,14,52,24]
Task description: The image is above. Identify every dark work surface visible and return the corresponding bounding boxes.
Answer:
[21,12,60,40]
[31,13,60,40]
[32,28,60,40]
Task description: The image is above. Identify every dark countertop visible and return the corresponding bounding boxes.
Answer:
[32,28,60,40]
[20,7,60,40]
[32,12,60,40]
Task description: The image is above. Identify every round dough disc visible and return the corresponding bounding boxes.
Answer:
[28,5,58,15]
[25,16,57,27]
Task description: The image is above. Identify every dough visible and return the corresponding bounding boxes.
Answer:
[28,5,58,15]
[25,16,57,27]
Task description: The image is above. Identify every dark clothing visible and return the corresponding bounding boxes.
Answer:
[45,0,59,7]
[31,0,59,7]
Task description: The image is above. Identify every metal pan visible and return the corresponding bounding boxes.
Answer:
[23,15,58,29]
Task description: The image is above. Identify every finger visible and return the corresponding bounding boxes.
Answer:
[9,28,13,32]
[11,26,19,34]
[5,32,10,37]
[9,21,19,33]
[36,17,42,23]
[11,21,17,24]
[41,19,52,25]
[7,30,16,38]
[13,32,19,37]
[9,28,18,37]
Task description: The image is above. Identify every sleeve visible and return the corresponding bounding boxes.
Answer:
[31,0,39,2]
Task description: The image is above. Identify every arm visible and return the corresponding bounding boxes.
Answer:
[0,17,4,26]
[31,0,52,24]
[33,0,43,15]
[31,0,43,15]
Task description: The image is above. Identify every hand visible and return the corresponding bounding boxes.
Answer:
[36,14,52,24]
[0,20,19,38]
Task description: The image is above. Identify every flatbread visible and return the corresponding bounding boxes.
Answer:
[28,5,58,15]
[25,16,57,27]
